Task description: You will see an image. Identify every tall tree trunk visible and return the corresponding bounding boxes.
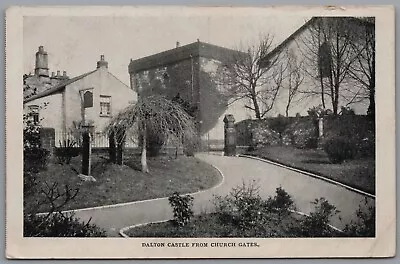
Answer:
[367,83,375,117]
[285,103,290,117]
[319,69,326,108]
[141,125,149,173]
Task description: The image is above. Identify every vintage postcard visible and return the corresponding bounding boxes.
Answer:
[5,5,395,259]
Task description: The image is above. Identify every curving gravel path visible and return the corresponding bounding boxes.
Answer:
[71,153,374,237]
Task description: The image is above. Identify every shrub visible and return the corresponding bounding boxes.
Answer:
[168,192,194,227]
[24,147,49,172]
[340,106,355,116]
[24,212,106,237]
[344,198,375,237]
[268,115,291,140]
[294,197,339,237]
[54,139,81,164]
[323,137,356,163]
[283,118,319,149]
[266,186,296,221]
[213,180,269,231]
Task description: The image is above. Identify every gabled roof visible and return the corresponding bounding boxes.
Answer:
[265,16,375,61]
[24,70,97,103]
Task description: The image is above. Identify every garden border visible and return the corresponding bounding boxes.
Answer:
[238,154,375,199]
[119,209,344,238]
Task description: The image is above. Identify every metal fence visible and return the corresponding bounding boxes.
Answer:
[54,131,138,148]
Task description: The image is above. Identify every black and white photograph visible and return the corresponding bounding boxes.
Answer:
[5,5,395,259]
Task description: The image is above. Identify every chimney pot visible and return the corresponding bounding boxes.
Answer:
[100,55,105,61]
[176,41,180,48]
[57,70,61,76]
[63,71,67,77]
[51,72,55,77]
[38,46,44,52]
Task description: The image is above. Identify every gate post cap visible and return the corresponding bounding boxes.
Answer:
[223,114,235,123]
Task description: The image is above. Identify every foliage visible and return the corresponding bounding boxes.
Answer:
[282,118,319,149]
[24,148,49,173]
[23,107,49,172]
[266,186,296,221]
[323,136,356,163]
[295,197,340,237]
[340,106,356,116]
[24,212,106,237]
[344,198,375,237]
[168,192,194,227]
[144,130,165,157]
[307,105,333,119]
[23,105,106,237]
[107,95,197,173]
[54,139,81,164]
[268,115,291,139]
[213,180,271,231]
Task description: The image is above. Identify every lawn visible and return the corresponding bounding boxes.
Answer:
[126,212,341,238]
[246,146,375,194]
[25,152,222,213]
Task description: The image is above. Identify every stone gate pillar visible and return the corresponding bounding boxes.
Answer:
[223,114,236,156]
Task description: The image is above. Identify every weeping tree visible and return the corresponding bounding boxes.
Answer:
[106,95,197,173]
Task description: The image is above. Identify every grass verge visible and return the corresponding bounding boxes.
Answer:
[246,145,375,195]
[25,153,222,212]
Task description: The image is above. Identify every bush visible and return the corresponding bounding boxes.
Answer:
[24,147,49,172]
[54,139,81,164]
[323,137,356,163]
[344,198,375,237]
[24,212,106,237]
[168,192,194,227]
[294,197,339,237]
[214,181,270,231]
[266,186,296,221]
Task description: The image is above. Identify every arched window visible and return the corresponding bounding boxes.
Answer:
[83,91,93,108]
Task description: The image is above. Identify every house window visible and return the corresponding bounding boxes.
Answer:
[100,96,111,116]
[28,105,40,123]
[83,91,93,108]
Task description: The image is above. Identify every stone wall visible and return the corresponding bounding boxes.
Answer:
[235,115,375,150]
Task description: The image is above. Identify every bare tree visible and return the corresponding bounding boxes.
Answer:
[284,49,305,117]
[348,18,375,116]
[219,35,286,119]
[106,95,197,173]
[297,17,365,115]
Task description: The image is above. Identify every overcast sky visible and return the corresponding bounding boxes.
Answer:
[23,15,308,85]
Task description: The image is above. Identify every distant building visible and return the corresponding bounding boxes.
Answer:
[24,47,137,142]
[128,40,252,146]
[261,17,375,116]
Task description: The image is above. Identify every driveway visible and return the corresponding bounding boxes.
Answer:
[72,153,374,236]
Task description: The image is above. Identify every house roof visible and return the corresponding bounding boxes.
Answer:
[129,41,243,73]
[264,16,375,61]
[23,70,97,103]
